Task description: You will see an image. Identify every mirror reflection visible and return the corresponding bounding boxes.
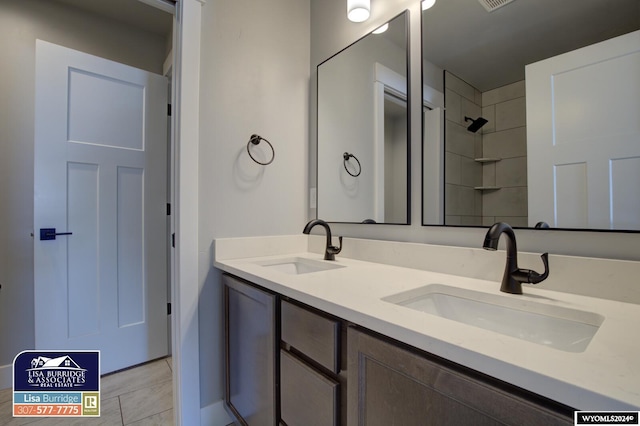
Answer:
[421,0,640,230]
[317,12,409,224]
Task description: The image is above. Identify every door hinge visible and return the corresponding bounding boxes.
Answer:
[171,233,175,248]
[167,103,172,116]
[167,302,172,315]
[166,203,171,216]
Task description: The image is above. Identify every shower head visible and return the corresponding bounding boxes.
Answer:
[465,116,488,133]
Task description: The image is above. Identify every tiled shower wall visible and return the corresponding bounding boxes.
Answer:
[444,74,528,227]
[481,81,528,227]
[444,71,483,225]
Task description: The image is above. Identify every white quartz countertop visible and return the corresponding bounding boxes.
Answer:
[213,236,640,411]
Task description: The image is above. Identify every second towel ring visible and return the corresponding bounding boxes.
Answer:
[247,134,275,165]
[343,152,361,177]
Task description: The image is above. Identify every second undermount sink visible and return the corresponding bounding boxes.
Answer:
[382,284,604,353]
[254,257,345,275]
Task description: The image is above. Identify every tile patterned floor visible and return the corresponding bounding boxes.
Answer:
[0,357,174,426]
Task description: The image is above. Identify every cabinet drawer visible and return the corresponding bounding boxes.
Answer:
[281,300,340,373]
[281,350,339,426]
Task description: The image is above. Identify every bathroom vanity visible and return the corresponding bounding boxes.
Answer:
[224,273,348,426]
[216,235,640,425]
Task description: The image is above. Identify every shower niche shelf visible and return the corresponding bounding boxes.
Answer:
[474,157,502,163]
[474,186,502,191]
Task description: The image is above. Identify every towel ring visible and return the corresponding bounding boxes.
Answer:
[343,152,361,177]
[247,134,275,165]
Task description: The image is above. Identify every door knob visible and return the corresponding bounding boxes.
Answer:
[39,228,73,241]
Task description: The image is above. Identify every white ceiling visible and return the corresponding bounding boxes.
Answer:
[422,0,640,91]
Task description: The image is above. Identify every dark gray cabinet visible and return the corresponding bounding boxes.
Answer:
[347,326,573,426]
[224,274,278,426]
[223,273,575,426]
[280,349,339,426]
[280,300,346,426]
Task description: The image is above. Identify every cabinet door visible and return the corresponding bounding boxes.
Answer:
[347,327,572,426]
[280,349,339,426]
[224,274,277,426]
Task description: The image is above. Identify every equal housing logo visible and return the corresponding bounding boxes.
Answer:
[13,350,100,417]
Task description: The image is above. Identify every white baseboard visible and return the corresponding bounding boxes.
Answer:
[200,400,234,426]
[0,364,12,390]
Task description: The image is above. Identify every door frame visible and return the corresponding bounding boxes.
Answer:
[112,1,203,423]
[169,1,203,425]
[19,0,205,422]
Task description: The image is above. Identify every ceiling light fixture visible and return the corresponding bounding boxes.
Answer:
[372,23,388,34]
[347,0,370,22]
[422,0,436,10]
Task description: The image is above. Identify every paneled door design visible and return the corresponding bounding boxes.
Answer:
[34,40,168,373]
[526,30,640,230]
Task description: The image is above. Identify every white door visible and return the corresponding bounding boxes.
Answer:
[34,40,169,373]
[526,30,640,230]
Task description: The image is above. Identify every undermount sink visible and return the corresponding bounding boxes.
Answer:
[382,284,604,353]
[254,257,345,275]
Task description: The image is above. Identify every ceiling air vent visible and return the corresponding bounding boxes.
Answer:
[478,0,515,12]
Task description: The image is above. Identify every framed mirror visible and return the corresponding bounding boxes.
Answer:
[421,0,640,230]
[317,11,410,224]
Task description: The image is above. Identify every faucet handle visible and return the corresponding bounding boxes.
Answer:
[526,252,549,284]
[327,236,343,255]
[511,253,549,285]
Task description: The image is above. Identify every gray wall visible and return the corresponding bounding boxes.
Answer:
[197,0,310,409]
[0,0,168,373]
[310,0,640,261]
